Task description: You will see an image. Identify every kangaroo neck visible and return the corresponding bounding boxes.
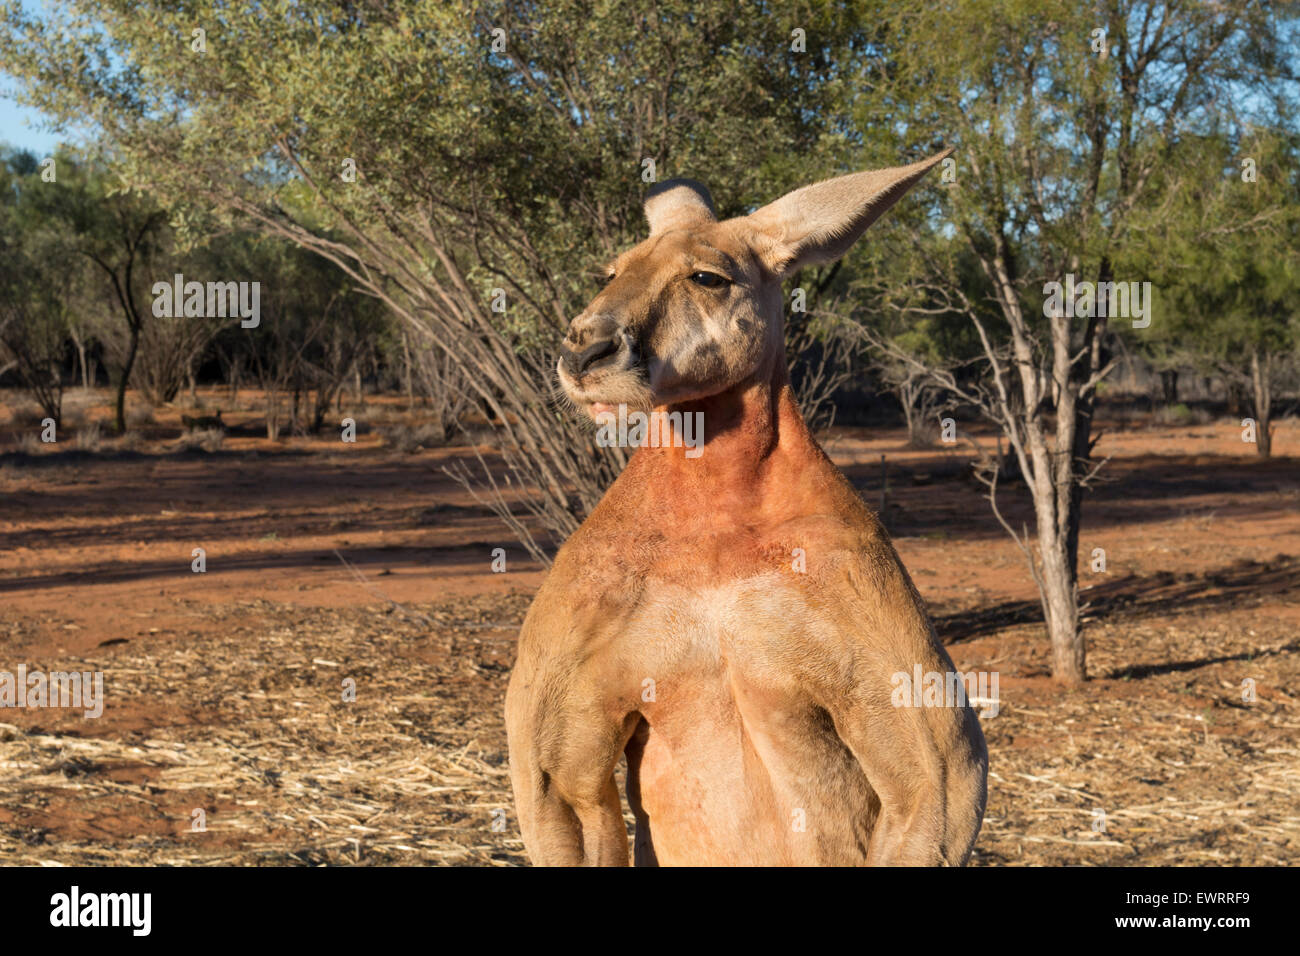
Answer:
[632,352,822,518]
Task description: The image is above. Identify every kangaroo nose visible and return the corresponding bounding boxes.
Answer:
[571,336,621,374]
[561,316,624,376]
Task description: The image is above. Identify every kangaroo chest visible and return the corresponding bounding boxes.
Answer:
[609,574,877,865]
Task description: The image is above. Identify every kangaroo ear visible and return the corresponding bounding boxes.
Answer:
[645,178,717,236]
[747,147,953,278]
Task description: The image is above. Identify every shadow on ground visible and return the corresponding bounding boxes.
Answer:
[936,553,1300,647]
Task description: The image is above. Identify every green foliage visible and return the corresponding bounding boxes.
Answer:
[1,0,1296,556]
[845,0,1297,364]
[0,145,95,423]
[1129,129,1300,378]
[0,0,890,543]
[0,0,876,338]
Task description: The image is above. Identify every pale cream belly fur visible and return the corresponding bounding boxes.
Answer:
[618,575,881,866]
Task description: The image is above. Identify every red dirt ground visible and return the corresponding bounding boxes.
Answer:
[1,390,1297,865]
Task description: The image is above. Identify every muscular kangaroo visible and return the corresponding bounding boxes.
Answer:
[506,148,988,865]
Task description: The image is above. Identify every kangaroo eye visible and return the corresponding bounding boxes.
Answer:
[688,271,729,288]
[600,273,616,286]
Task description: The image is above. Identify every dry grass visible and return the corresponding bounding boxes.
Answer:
[964,610,1300,866]
[126,403,156,427]
[174,427,225,453]
[5,399,49,429]
[1,592,1296,866]
[113,430,146,452]
[379,421,450,453]
[73,422,103,452]
[0,596,528,866]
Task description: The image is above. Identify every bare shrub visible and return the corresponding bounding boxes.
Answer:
[0,301,66,426]
[405,337,475,442]
[7,400,45,429]
[73,422,103,452]
[175,427,224,453]
[787,312,861,437]
[1153,403,1211,427]
[113,430,145,452]
[906,420,941,449]
[126,403,156,427]
[380,421,450,453]
[131,310,218,406]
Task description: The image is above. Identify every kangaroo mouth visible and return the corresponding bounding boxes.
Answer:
[557,359,653,419]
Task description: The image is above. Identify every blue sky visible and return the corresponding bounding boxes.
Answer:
[0,0,64,154]
[0,91,63,155]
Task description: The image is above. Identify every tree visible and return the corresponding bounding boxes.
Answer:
[0,0,880,557]
[16,150,167,433]
[1,149,56,423]
[0,277,69,428]
[847,0,1298,683]
[1131,129,1300,457]
[129,237,223,408]
[0,146,94,427]
[844,237,988,446]
[204,233,385,439]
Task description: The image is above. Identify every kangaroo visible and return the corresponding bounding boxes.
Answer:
[506,148,988,866]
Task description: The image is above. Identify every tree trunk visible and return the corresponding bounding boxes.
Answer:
[313,383,339,432]
[900,381,921,444]
[1039,521,1085,684]
[70,331,89,390]
[401,329,414,409]
[1160,368,1179,404]
[1012,255,1106,688]
[1250,350,1272,458]
[266,386,280,440]
[115,321,141,434]
[1226,380,1247,417]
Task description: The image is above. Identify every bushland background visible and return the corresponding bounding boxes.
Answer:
[0,0,1297,865]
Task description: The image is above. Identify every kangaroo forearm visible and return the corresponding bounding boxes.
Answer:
[578,803,631,866]
[522,783,629,866]
[866,769,985,865]
[865,806,947,866]
[523,796,585,865]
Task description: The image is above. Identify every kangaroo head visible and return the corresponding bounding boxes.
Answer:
[557,148,952,417]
